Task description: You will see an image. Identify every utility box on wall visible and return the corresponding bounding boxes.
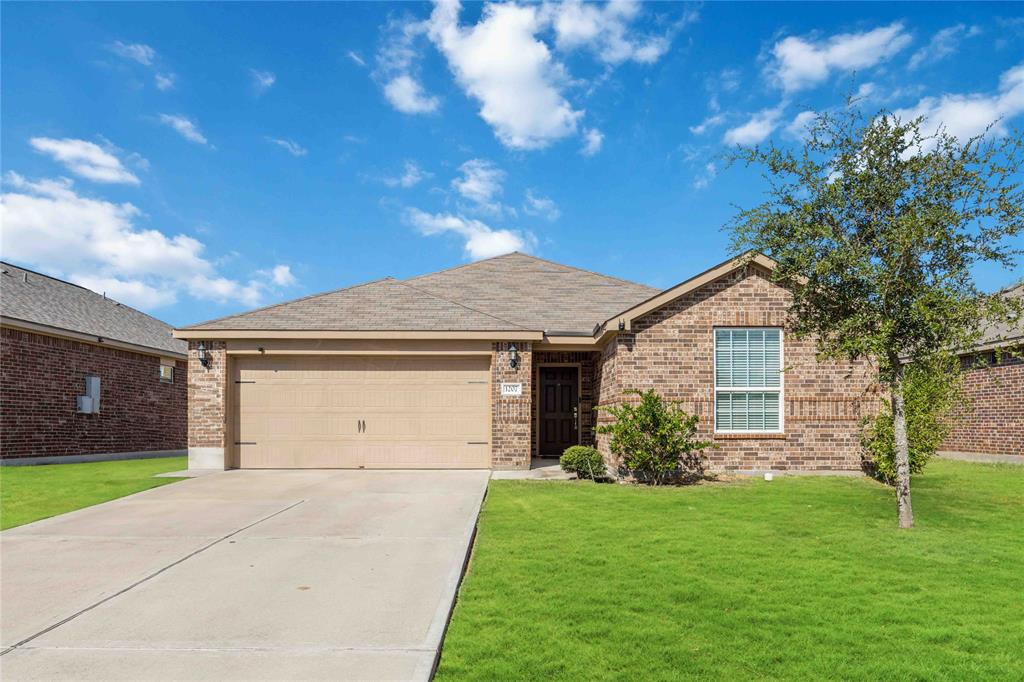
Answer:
[77,375,101,414]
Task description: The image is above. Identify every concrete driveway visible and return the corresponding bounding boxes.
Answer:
[1,469,489,681]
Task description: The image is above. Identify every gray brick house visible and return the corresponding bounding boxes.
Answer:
[175,251,876,471]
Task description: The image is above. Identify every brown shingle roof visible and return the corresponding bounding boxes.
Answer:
[0,262,186,356]
[182,253,657,333]
[183,277,531,331]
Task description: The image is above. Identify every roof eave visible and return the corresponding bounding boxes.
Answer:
[173,329,545,341]
[2,316,186,359]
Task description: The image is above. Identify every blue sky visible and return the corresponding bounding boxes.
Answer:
[2,1,1023,327]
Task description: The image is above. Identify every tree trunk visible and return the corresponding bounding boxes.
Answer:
[891,363,914,529]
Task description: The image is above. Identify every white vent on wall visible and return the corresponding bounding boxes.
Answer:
[77,375,101,414]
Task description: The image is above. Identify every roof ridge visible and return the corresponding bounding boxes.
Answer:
[1,260,177,333]
[502,252,659,291]
[178,276,395,329]
[1,261,96,294]
[395,280,532,330]
[401,251,525,283]
[402,251,657,291]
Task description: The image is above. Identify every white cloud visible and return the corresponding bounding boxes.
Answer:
[376,0,688,151]
[109,41,156,66]
[545,0,678,65]
[909,24,982,70]
[523,189,560,221]
[267,137,308,157]
[723,106,784,145]
[250,69,276,93]
[692,161,717,190]
[158,114,209,145]
[854,82,877,101]
[268,264,296,287]
[383,75,440,114]
[784,110,817,140]
[767,22,911,92]
[452,159,505,206]
[29,138,140,185]
[70,275,177,309]
[384,160,431,188]
[347,50,366,67]
[405,207,534,260]
[893,62,1024,143]
[0,173,281,309]
[427,0,582,150]
[581,128,604,156]
[154,73,176,91]
[689,113,725,135]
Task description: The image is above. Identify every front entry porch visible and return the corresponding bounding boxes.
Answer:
[532,351,599,459]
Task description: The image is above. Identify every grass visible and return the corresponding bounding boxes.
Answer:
[0,456,187,530]
[437,460,1024,681]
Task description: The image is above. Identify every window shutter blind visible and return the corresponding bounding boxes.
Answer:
[714,329,783,432]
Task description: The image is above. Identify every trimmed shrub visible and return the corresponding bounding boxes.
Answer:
[597,389,714,485]
[559,446,606,479]
[862,354,962,484]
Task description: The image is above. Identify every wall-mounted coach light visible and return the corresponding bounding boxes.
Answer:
[197,342,212,369]
[508,343,519,370]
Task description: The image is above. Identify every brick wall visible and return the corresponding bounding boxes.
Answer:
[532,350,599,456]
[0,326,186,458]
[941,350,1023,455]
[595,266,877,471]
[187,341,228,449]
[491,341,533,469]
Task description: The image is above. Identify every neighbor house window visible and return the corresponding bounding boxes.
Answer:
[714,328,783,433]
[159,364,174,383]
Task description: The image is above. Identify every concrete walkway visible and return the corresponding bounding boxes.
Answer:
[1,469,489,681]
[937,450,1024,465]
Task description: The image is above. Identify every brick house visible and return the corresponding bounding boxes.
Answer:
[1,263,187,461]
[175,251,877,472]
[940,283,1023,457]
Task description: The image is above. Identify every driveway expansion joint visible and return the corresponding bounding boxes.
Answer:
[0,499,306,657]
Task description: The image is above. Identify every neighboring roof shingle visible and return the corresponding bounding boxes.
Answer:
[975,282,1024,350]
[182,253,658,334]
[0,262,186,356]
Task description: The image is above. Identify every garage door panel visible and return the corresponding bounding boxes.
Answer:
[236,355,490,469]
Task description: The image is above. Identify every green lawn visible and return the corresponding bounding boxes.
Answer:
[0,456,187,530]
[437,460,1024,681]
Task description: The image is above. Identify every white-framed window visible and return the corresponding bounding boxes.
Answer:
[159,364,174,383]
[714,328,783,433]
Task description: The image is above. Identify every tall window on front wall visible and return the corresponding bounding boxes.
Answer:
[714,328,783,432]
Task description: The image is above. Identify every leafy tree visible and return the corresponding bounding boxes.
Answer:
[728,104,1023,528]
[597,390,714,485]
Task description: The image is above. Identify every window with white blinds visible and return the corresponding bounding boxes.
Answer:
[714,328,783,432]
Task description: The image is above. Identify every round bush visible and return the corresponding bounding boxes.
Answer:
[559,446,606,479]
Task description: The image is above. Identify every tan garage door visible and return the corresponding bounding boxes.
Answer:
[235,355,491,469]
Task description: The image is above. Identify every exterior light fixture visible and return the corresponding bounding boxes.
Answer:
[508,343,519,370]
[197,342,212,369]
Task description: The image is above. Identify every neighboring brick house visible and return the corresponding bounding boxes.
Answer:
[1,263,187,461]
[175,251,876,472]
[940,283,1023,457]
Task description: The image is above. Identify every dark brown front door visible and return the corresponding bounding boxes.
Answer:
[539,366,579,457]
